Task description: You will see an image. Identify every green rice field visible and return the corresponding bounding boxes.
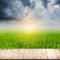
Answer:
[0,30,60,48]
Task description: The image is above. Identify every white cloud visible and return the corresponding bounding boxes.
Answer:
[4,0,60,29]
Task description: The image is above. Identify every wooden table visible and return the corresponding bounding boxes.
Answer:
[0,49,60,59]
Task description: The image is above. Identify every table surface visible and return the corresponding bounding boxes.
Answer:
[0,49,60,59]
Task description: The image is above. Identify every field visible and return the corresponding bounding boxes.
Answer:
[0,30,60,48]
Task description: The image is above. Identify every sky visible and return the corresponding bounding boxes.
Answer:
[0,0,60,30]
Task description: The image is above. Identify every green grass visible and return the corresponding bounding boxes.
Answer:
[0,31,60,48]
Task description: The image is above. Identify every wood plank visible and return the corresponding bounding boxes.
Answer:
[47,49,60,59]
[0,49,24,59]
[56,49,60,59]
[0,49,60,59]
[23,49,48,59]
[23,49,33,59]
[0,49,48,59]
[32,49,47,59]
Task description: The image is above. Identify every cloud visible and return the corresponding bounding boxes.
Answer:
[0,0,60,29]
[0,0,36,20]
[21,0,31,7]
[41,0,49,8]
[54,0,60,5]
[0,0,24,20]
[0,0,60,23]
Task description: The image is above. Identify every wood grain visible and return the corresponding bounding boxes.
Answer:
[0,49,60,59]
[47,49,60,59]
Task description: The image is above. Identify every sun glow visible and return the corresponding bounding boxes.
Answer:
[20,18,38,33]
[22,23,36,32]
